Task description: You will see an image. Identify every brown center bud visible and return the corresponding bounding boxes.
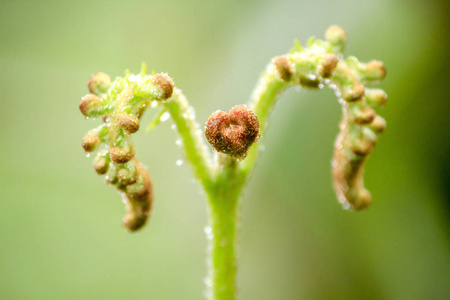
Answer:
[205,105,260,159]
[273,56,293,81]
[152,73,174,100]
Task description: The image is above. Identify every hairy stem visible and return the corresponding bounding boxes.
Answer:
[239,66,289,181]
[206,155,242,300]
[206,192,239,300]
[163,88,215,192]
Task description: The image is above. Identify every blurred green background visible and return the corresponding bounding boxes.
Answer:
[1,0,449,299]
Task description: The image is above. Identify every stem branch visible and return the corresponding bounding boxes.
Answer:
[164,88,215,191]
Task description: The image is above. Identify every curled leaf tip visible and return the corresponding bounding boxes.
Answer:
[205,105,260,159]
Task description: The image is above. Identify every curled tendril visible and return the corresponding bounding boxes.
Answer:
[268,26,387,210]
[79,69,174,231]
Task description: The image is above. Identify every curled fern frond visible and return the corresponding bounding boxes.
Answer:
[246,25,387,210]
[205,105,260,159]
[79,70,174,231]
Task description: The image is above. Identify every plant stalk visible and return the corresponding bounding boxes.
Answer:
[205,155,243,300]
[206,190,240,300]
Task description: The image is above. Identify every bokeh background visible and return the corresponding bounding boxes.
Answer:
[1,0,449,299]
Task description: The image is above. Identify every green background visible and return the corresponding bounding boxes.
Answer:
[1,0,449,299]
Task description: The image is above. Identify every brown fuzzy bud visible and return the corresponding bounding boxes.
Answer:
[369,115,386,134]
[110,146,134,164]
[319,53,339,78]
[351,105,376,125]
[152,73,174,100]
[82,133,101,153]
[363,60,386,82]
[93,154,109,175]
[343,83,365,102]
[365,89,387,108]
[273,56,293,81]
[88,72,111,95]
[205,105,260,159]
[325,25,347,52]
[117,114,140,134]
[79,94,101,117]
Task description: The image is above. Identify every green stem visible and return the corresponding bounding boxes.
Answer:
[163,88,215,192]
[238,66,289,183]
[206,155,242,300]
[206,191,239,300]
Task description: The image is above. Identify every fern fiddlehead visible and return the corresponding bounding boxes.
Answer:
[79,70,174,231]
[240,25,387,211]
[78,25,387,300]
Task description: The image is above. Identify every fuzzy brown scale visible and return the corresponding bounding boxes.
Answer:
[205,105,260,159]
